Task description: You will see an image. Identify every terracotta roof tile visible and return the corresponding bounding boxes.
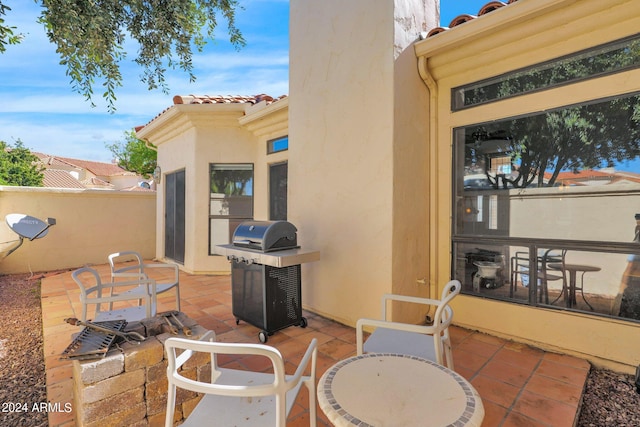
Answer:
[427,0,517,38]
[41,169,86,189]
[547,169,640,186]
[33,152,132,177]
[137,94,287,132]
[80,176,114,188]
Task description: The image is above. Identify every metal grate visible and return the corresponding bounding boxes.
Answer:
[60,320,127,360]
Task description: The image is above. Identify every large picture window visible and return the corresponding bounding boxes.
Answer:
[209,163,253,255]
[452,92,640,322]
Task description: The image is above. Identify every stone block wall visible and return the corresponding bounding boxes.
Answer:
[71,315,208,426]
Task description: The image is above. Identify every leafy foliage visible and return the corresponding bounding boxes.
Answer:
[0,0,245,112]
[0,4,23,53]
[211,167,252,195]
[466,94,640,188]
[0,140,44,187]
[106,130,157,178]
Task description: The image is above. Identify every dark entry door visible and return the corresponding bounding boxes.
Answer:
[269,162,288,220]
[165,169,185,263]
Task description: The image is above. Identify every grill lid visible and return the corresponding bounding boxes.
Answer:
[232,220,298,252]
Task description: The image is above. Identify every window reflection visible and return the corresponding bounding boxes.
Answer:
[453,92,640,322]
[453,34,640,109]
[455,93,640,242]
[454,244,640,321]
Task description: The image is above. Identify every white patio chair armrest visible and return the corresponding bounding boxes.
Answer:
[111,263,145,276]
[380,293,442,320]
[358,318,438,335]
[356,318,438,355]
[287,338,317,389]
[173,330,217,370]
[381,293,440,306]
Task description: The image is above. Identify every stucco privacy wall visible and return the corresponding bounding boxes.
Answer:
[289,0,437,325]
[415,0,640,371]
[0,187,155,274]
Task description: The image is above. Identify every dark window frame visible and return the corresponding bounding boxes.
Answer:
[267,136,289,154]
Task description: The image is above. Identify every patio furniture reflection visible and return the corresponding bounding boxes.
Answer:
[510,249,565,303]
[548,262,600,310]
[317,352,484,427]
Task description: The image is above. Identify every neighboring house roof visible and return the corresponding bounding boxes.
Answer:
[136,94,287,131]
[426,0,519,38]
[548,169,640,186]
[33,152,135,178]
[31,152,153,191]
[80,176,115,189]
[42,169,86,189]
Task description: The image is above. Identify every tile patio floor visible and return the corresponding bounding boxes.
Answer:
[40,263,590,427]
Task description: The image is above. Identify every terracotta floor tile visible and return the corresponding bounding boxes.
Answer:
[502,410,550,427]
[456,335,502,358]
[41,266,590,427]
[544,351,591,370]
[512,390,577,427]
[525,374,583,406]
[480,358,533,388]
[535,358,590,387]
[492,346,544,372]
[480,400,508,426]
[471,374,521,408]
[453,348,491,372]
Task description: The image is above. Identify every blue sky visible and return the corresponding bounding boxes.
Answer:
[0,1,489,162]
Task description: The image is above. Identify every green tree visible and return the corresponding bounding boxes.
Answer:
[106,131,157,178]
[0,4,22,53]
[0,1,245,112]
[0,140,44,187]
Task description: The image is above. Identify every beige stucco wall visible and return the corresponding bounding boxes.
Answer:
[138,104,281,274]
[289,0,438,325]
[415,0,640,371]
[0,187,155,274]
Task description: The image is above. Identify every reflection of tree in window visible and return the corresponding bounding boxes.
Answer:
[457,36,640,108]
[211,169,253,195]
[466,94,640,188]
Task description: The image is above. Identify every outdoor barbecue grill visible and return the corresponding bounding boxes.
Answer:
[214,220,320,343]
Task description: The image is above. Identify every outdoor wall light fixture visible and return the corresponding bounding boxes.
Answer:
[153,165,162,184]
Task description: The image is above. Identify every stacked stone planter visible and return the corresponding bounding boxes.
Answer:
[71,314,209,426]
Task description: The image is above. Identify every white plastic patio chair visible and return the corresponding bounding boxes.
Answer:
[356,279,461,370]
[71,266,157,322]
[164,331,318,427]
[108,250,181,311]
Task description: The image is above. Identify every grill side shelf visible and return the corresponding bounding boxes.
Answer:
[214,244,320,267]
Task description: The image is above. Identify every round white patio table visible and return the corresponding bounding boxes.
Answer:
[317,353,484,427]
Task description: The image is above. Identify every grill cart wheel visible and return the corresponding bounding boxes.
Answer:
[236,318,240,325]
[299,317,308,328]
[259,331,269,343]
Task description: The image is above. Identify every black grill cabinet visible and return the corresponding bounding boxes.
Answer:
[231,261,304,342]
[215,220,319,343]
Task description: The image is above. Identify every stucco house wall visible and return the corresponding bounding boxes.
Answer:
[140,104,262,274]
[415,0,640,371]
[289,0,437,325]
[137,0,640,371]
